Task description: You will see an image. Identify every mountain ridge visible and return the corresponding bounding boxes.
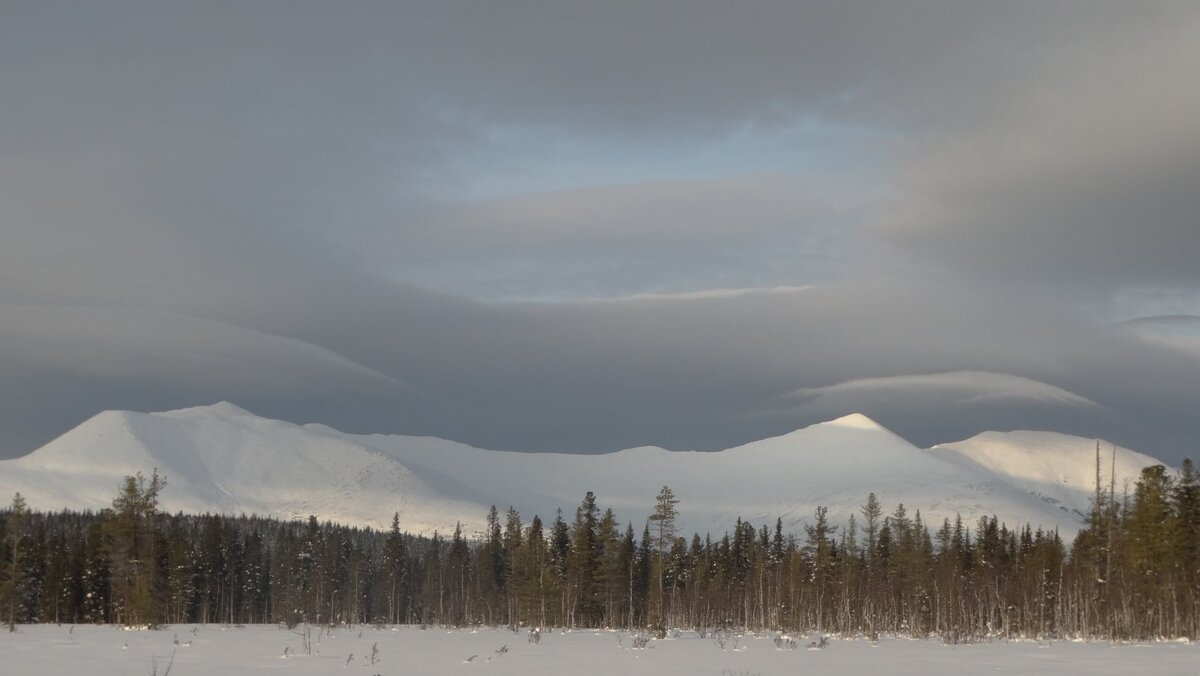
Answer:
[0,403,1172,539]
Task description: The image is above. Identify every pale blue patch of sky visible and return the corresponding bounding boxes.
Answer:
[451,116,890,201]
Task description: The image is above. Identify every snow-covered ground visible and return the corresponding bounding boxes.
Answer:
[0,624,1194,676]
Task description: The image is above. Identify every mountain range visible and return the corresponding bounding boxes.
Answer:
[0,402,1168,539]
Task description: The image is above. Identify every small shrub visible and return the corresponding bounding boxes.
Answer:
[148,648,176,676]
[712,627,741,651]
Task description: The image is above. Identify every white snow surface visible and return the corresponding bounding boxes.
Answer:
[932,431,1164,521]
[0,624,1195,676]
[0,403,1172,539]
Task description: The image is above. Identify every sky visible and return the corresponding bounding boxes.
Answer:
[2,2,1200,463]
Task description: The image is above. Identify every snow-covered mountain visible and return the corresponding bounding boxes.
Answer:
[930,431,1163,521]
[0,403,1171,539]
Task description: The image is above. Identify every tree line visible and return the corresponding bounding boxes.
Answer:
[1,460,1198,640]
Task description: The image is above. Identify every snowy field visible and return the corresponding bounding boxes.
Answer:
[1,625,1196,676]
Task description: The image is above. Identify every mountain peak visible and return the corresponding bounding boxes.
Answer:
[825,412,887,431]
[161,401,257,419]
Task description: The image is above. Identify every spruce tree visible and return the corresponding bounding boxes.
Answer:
[3,493,27,630]
[446,523,470,625]
[515,514,548,626]
[502,507,523,625]
[549,509,570,623]
[619,524,636,627]
[634,524,653,626]
[480,506,506,622]
[596,508,622,625]
[383,512,407,623]
[1173,458,1200,612]
[570,492,601,625]
[804,506,837,630]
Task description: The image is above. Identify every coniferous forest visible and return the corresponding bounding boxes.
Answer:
[2,461,1199,641]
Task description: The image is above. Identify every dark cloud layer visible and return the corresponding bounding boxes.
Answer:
[2,2,1198,463]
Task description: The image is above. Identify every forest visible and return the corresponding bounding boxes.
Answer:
[1,459,1198,642]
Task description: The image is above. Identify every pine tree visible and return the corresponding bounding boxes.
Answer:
[107,470,166,627]
[647,485,679,624]
[648,486,680,558]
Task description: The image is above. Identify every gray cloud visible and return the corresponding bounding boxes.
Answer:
[878,6,1200,300]
[382,175,869,299]
[788,371,1102,411]
[2,2,1198,465]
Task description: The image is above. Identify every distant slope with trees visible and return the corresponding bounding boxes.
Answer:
[1,460,1198,640]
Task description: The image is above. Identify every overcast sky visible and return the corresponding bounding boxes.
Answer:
[3,2,1199,463]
